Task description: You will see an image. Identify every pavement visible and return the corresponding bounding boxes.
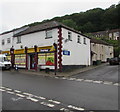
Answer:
[9,63,108,78]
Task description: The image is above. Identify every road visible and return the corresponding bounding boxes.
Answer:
[1,64,119,111]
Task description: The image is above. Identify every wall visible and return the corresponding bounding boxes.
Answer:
[13,28,58,49]
[0,32,13,51]
[91,43,114,63]
[62,28,91,66]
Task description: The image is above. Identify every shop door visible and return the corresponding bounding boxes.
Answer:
[30,54,35,69]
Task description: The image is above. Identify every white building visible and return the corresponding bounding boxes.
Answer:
[91,38,114,65]
[1,21,91,71]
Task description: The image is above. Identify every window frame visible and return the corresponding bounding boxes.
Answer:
[2,39,5,45]
[45,29,52,39]
[7,38,11,44]
[68,31,72,41]
[77,35,81,44]
[17,36,21,44]
[83,37,87,44]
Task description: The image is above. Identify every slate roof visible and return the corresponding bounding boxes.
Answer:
[90,38,112,46]
[13,21,90,39]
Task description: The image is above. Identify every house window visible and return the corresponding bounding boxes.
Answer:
[17,36,21,43]
[46,30,52,39]
[7,38,11,43]
[83,37,86,44]
[2,39,5,45]
[77,35,81,43]
[68,32,72,41]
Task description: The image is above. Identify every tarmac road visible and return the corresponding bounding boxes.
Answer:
[72,64,119,83]
[1,64,119,111]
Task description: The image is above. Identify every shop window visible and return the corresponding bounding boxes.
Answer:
[83,37,86,44]
[46,30,52,39]
[68,32,72,41]
[17,36,21,44]
[38,53,54,65]
[7,38,11,43]
[77,35,81,43]
[2,39,5,45]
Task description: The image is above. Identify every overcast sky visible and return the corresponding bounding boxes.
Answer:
[0,0,119,33]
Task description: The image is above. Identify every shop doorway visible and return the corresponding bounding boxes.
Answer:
[30,54,35,69]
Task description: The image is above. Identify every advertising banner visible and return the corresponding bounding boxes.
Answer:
[15,54,26,67]
[38,53,54,66]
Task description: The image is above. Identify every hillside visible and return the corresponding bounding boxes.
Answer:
[25,3,119,33]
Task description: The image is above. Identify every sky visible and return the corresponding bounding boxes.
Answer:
[0,0,119,33]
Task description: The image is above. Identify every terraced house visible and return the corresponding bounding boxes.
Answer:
[0,21,91,71]
[91,38,114,65]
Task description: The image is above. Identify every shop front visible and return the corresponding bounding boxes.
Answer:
[4,44,57,71]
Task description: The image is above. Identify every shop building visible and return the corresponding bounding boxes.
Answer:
[1,21,91,71]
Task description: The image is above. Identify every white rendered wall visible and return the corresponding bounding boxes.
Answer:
[62,28,91,66]
[0,32,13,51]
[13,28,58,49]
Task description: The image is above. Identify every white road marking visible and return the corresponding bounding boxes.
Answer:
[92,81,103,84]
[76,79,84,81]
[68,105,84,111]
[6,91,14,94]
[0,89,5,91]
[26,97,39,102]
[68,78,76,81]
[55,77,59,79]
[48,99,61,104]
[113,83,119,86]
[33,95,46,100]
[5,88,12,91]
[60,108,73,112]
[14,90,21,93]
[84,79,93,82]
[23,92,33,96]
[0,87,6,89]
[103,81,113,85]
[62,77,67,80]
[41,102,55,108]
[16,93,25,98]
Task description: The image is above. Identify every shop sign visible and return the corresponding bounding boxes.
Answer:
[14,49,25,54]
[27,48,35,53]
[63,50,70,56]
[2,51,10,55]
[40,49,50,52]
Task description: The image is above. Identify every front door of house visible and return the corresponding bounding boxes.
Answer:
[30,54,35,69]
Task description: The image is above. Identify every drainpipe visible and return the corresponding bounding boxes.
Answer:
[10,47,15,68]
[53,43,57,75]
[34,45,38,71]
[25,46,28,70]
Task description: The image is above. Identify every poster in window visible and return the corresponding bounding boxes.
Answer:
[38,53,46,65]
[46,53,54,65]
[15,54,26,67]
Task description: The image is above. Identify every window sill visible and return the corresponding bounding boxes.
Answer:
[16,42,21,44]
[45,37,52,39]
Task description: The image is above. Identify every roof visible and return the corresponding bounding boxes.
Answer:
[13,21,90,39]
[90,38,112,46]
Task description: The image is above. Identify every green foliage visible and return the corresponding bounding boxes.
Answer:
[24,3,119,33]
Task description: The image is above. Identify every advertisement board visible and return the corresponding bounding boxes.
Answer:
[38,53,54,66]
[15,54,26,67]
